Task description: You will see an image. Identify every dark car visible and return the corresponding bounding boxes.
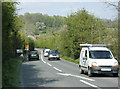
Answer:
[48,49,60,60]
[28,50,39,61]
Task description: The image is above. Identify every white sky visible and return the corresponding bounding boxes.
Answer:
[16,0,119,2]
[1,0,117,2]
[16,1,118,20]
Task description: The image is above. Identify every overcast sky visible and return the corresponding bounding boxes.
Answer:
[16,0,118,20]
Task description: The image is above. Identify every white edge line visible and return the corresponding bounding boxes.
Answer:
[47,63,52,66]
[53,67,62,72]
[80,80,99,88]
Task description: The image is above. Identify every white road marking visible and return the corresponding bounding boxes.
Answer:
[42,60,46,64]
[47,63,52,66]
[40,51,46,64]
[80,80,101,89]
[57,73,95,81]
[57,73,71,76]
[71,74,95,81]
[53,67,63,72]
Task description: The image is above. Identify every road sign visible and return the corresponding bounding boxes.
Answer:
[25,45,29,50]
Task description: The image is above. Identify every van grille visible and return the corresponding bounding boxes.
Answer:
[99,66,112,68]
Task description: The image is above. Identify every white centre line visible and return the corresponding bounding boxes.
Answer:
[47,63,52,66]
[53,67,63,72]
[80,80,101,89]
[40,51,46,64]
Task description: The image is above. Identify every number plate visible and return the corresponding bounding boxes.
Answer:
[32,55,36,56]
[101,68,111,71]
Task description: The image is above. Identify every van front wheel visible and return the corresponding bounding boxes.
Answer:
[79,66,84,74]
[113,73,118,77]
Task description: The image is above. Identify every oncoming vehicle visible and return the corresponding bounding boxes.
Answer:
[48,49,60,60]
[44,49,50,57]
[43,48,46,53]
[79,44,119,77]
[28,50,39,61]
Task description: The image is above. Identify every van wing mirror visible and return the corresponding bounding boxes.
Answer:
[83,57,87,60]
[115,57,117,60]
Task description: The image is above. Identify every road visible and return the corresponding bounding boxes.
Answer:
[20,49,119,88]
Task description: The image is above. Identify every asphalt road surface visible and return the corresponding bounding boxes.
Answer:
[20,49,119,88]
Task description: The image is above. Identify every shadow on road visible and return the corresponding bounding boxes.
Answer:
[20,62,59,87]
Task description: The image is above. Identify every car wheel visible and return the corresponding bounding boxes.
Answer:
[113,73,118,77]
[37,58,39,60]
[28,58,31,61]
[88,68,93,77]
[48,58,50,61]
[79,66,84,74]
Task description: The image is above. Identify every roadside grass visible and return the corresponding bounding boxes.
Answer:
[61,56,79,64]
[2,54,27,87]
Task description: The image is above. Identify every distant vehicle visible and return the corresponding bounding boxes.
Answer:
[44,49,50,57]
[79,44,119,77]
[48,49,60,60]
[16,49,24,57]
[28,50,39,61]
[43,48,46,53]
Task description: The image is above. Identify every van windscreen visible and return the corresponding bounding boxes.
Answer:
[89,51,112,59]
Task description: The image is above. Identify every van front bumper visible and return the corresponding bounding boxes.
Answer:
[90,67,119,74]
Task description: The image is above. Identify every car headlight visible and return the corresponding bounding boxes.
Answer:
[113,62,118,67]
[49,55,52,57]
[91,62,99,67]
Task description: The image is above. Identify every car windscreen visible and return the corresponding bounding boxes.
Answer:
[45,51,49,53]
[50,50,58,53]
[30,51,37,54]
[89,51,113,59]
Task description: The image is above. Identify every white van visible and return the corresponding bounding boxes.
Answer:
[79,44,119,77]
[44,49,50,57]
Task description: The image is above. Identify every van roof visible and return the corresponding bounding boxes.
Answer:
[45,49,50,51]
[83,47,110,51]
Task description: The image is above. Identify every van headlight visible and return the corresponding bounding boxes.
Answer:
[113,62,118,67]
[92,62,99,67]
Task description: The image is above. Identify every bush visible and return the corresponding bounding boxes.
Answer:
[2,56,25,87]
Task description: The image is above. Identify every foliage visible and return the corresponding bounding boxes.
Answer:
[2,2,34,62]
[19,13,65,36]
[2,57,24,87]
[2,2,35,87]
[34,9,118,63]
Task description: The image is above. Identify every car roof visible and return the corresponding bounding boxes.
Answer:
[45,49,50,51]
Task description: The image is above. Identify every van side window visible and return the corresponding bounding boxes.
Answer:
[85,50,87,58]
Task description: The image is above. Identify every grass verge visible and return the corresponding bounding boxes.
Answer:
[61,56,79,64]
[2,54,27,87]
